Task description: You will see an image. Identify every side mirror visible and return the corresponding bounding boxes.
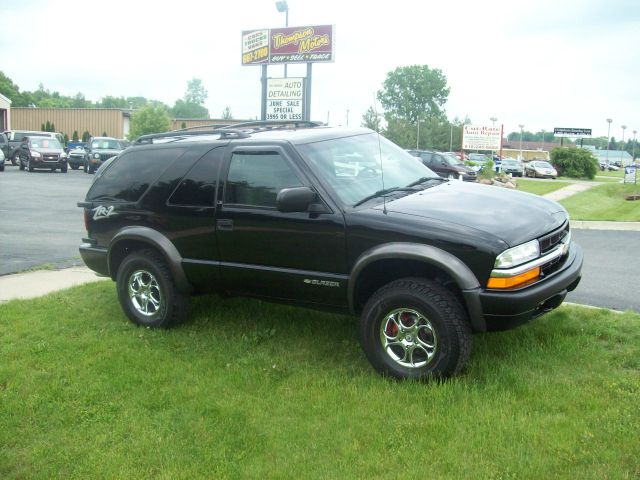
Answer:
[276,186,320,213]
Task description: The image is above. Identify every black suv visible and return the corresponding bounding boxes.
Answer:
[78,122,582,380]
[85,136,126,173]
[408,150,477,181]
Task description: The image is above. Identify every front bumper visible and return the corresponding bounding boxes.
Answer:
[464,242,583,331]
[30,158,67,168]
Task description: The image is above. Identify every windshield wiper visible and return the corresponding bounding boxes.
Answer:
[353,187,416,207]
[406,176,446,188]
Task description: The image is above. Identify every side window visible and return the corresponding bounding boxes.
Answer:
[224,151,302,207]
[168,148,221,207]
[87,147,185,202]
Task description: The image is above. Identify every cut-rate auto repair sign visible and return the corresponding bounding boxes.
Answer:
[266,78,304,121]
[462,125,502,150]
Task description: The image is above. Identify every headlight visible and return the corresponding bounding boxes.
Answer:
[93,153,100,159]
[494,239,539,269]
[31,151,42,158]
[61,152,68,159]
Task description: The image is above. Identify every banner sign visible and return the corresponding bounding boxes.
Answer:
[266,77,304,121]
[462,125,502,150]
[553,127,592,138]
[242,25,335,65]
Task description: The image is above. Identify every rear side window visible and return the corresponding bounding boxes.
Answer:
[87,147,184,202]
[168,148,222,207]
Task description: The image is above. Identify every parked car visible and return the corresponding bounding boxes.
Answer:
[0,132,9,161]
[67,143,88,170]
[5,130,65,166]
[85,137,126,173]
[78,122,582,380]
[524,160,558,179]
[0,147,5,172]
[598,160,619,171]
[467,153,489,172]
[18,136,68,172]
[407,150,477,181]
[500,158,524,177]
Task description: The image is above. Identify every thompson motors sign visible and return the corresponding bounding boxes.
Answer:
[242,25,335,65]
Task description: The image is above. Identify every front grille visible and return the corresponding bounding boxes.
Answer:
[43,154,59,162]
[539,221,569,255]
[100,153,117,162]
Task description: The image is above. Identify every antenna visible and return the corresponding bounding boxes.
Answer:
[372,93,387,214]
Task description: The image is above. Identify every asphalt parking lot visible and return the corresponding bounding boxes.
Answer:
[0,164,93,275]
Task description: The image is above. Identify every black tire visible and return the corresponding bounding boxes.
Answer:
[11,153,18,166]
[19,158,24,171]
[83,161,88,173]
[27,158,34,172]
[116,248,189,328]
[71,164,79,170]
[61,163,68,173]
[0,162,4,172]
[88,163,95,174]
[360,277,471,380]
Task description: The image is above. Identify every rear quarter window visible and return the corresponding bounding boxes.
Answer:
[86,147,185,203]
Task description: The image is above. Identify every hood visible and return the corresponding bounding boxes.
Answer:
[33,147,63,154]
[373,180,567,247]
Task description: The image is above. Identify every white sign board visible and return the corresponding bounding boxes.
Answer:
[266,77,304,121]
[462,125,502,150]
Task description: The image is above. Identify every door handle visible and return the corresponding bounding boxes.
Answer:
[216,219,233,231]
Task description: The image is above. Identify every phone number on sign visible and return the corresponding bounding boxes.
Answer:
[243,47,268,64]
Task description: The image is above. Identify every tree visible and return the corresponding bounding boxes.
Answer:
[172,99,209,119]
[551,147,598,179]
[82,131,91,142]
[98,96,129,108]
[377,65,450,124]
[185,78,208,105]
[128,105,171,140]
[361,106,381,131]
[72,130,79,141]
[221,106,233,120]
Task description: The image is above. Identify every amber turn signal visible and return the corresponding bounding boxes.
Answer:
[487,267,541,290]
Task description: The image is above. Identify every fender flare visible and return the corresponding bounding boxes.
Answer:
[348,242,485,331]
[108,227,193,294]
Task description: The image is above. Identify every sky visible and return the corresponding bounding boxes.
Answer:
[1,0,639,138]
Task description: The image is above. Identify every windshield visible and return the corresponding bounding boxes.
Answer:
[29,138,62,149]
[536,161,553,168]
[502,159,520,167]
[91,139,121,150]
[442,154,463,167]
[298,133,440,206]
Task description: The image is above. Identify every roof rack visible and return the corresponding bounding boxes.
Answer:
[133,128,250,145]
[132,120,324,145]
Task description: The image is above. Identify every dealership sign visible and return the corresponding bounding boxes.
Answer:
[553,127,592,138]
[242,25,335,65]
[266,78,304,121]
[462,125,502,150]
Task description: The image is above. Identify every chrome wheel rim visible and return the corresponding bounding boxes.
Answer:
[380,308,438,368]
[128,269,163,316]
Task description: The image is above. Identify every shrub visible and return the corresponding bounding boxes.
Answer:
[551,147,598,179]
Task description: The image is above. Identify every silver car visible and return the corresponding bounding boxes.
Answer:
[525,160,557,179]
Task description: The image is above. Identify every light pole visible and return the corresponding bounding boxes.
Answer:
[518,124,524,161]
[540,129,545,150]
[606,118,612,167]
[633,130,637,163]
[275,1,289,78]
[449,123,454,152]
[621,125,627,166]
[490,117,497,160]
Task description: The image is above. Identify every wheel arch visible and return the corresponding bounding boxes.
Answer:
[349,243,485,331]
[108,227,193,294]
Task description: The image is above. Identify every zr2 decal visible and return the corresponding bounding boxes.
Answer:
[92,205,116,221]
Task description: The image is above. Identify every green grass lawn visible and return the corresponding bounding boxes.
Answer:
[1,283,639,479]
[561,183,640,221]
[516,178,571,196]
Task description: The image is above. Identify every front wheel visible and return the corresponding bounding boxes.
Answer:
[116,248,189,328]
[27,158,34,172]
[360,278,471,380]
[11,153,19,166]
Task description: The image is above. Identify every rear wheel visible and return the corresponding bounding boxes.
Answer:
[11,153,18,166]
[116,248,189,328]
[360,278,471,380]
